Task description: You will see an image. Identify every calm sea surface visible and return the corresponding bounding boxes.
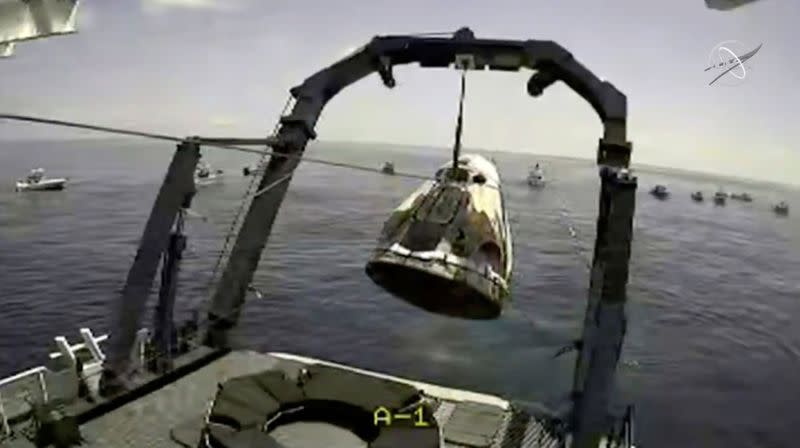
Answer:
[0,139,798,448]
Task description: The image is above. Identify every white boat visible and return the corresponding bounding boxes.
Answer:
[381,161,395,175]
[0,42,13,58]
[194,161,223,186]
[14,168,67,192]
[527,163,545,187]
[713,190,727,205]
[366,154,513,319]
[242,164,264,176]
[730,192,753,202]
[650,185,669,199]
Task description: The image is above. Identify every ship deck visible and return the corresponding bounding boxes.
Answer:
[1,350,565,448]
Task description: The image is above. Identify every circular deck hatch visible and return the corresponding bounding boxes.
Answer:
[203,365,441,448]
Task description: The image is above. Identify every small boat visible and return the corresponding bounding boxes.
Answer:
[194,161,223,186]
[773,201,789,216]
[691,191,704,202]
[731,192,753,202]
[242,164,265,176]
[713,190,727,205]
[14,168,67,192]
[527,163,545,187]
[649,185,669,199]
[381,162,395,175]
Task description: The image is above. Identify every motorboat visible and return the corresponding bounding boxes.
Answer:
[381,161,395,175]
[243,162,266,176]
[731,192,753,202]
[649,185,669,199]
[691,191,704,202]
[14,168,67,192]
[773,201,789,216]
[366,154,513,320]
[194,161,224,186]
[527,163,545,187]
[713,191,727,205]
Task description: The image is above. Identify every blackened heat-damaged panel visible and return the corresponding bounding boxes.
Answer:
[376,182,434,246]
[400,186,468,251]
[423,186,466,224]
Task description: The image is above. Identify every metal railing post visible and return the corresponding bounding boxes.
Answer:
[0,390,9,436]
[37,370,48,403]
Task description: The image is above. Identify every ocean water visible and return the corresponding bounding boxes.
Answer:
[0,138,798,448]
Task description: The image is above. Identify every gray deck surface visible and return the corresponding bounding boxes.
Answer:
[2,350,564,447]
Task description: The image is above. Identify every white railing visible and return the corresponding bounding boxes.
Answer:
[0,328,111,438]
[0,366,48,436]
[0,326,167,437]
[50,331,108,361]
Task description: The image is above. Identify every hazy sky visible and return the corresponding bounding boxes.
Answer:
[1,0,798,185]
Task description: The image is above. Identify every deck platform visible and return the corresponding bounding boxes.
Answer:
[1,350,565,447]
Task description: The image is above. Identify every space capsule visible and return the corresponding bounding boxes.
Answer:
[365,154,513,319]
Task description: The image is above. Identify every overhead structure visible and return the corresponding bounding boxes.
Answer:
[0,25,639,448]
[192,26,636,448]
[705,0,763,10]
[0,0,80,57]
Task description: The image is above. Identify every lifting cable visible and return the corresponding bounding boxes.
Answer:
[450,68,467,176]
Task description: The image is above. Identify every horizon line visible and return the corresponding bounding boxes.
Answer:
[1,136,797,190]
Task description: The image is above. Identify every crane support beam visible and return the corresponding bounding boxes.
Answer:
[204,28,636,447]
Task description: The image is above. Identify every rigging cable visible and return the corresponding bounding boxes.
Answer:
[204,95,294,297]
[0,111,562,333]
[0,114,432,181]
[450,68,467,176]
[498,178,593,351]
[193,170,298,330]
[555,193,593,270]
[0,113,590,296]
[0,112,439,328]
